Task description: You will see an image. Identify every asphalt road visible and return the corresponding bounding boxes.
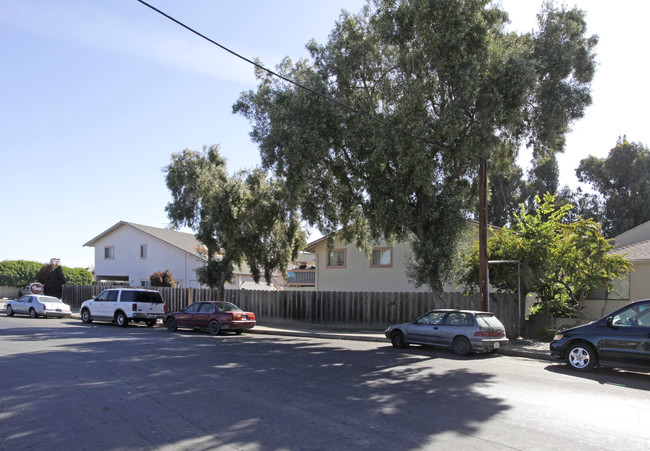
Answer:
[1,316,649,451]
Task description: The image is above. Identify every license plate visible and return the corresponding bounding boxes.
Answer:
[242,315,248,320]
[147,314,156,318]
[494,342,500,349]
[55,309,62,312]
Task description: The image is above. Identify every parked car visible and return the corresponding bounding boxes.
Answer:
[18,282,44,297]
[80,288,166,327]
[5,295,72,318]
[385,309,509,356]
[164,301,256,335]
[550,299,650,371]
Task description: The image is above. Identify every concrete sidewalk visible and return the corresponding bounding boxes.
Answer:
[250,322,552,361]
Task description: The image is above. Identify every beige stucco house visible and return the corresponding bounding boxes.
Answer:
[294,222,486,292]
[572,220,650,322]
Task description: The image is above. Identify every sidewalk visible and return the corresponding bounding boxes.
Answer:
[0,301,550,361]
[250,322,552,361]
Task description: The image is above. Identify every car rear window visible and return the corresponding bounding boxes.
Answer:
[475,313,504,329]
[41,296,63,303]
[120,290,164,303]
[216,302,242,312]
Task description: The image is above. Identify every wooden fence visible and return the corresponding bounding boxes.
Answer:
[62,285,522,336]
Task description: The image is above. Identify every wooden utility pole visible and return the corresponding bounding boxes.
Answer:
[479,153,489,311]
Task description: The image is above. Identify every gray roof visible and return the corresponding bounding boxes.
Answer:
[84,221,206,260]
[610,239,650,262]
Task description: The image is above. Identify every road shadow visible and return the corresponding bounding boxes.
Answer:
[0,317,511,450]
[544,363,650,391]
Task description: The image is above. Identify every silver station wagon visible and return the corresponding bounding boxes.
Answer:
[385,309,509,356]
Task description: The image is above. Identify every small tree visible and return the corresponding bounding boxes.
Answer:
[62,267,93,285]
[36,263,66,298]
[459,194,632,317]
[150,269,177,288]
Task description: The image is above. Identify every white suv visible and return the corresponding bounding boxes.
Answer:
[80,288,166,327]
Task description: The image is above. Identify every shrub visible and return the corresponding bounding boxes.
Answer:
[150,269,177,288]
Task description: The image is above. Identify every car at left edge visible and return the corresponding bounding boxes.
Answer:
[5,295,72,318]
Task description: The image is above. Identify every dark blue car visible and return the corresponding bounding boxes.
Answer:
[550,299,650,371]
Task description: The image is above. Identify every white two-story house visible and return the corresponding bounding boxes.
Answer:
[84,221,281,290]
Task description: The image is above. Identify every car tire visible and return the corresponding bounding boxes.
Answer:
[452,336,472,356]
[566,343,597,371]
[6,305,14,316]
[145,319,156,327]
[29,308,37,319]
[235,330,243,335]
[115,312,129,327]
[166,318,177,332]
[390,330,408,348]
[81,308,93,323]
[209,320,221,336]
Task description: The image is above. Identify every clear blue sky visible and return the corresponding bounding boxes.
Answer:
[1,0,649,268]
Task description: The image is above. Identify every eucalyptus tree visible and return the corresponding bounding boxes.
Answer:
[234,0,597,290]
[164,145,305,297]
[577,138,650,237]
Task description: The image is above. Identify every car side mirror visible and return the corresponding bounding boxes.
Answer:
[91,295,96,300]
[605,316,614,327]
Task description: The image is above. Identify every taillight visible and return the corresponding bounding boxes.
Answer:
[132,303,137,311]
[164,304,166,313]
[474,330,504,338]
[232,313,242,320]
[43,305,46,310]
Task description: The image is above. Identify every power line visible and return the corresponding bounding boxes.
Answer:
[135,0,435,146]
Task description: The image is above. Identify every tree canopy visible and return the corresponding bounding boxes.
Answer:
[576,137,650,237]
[150,269,178,288]
[0,260,43,287]
[459,194,631,317]
[164,145,306,297]
[234,0,597,290]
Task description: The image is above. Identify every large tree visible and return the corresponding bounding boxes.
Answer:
[459,194,631,317]
[164,145,305,297]
[0,260,43,287]
[576,137,650,237]
[234,0,597,290]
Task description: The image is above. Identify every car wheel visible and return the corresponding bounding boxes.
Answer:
[209,320,221,336]
[166,318,177,332]
[235,330,243,335]
[81,308,92,323]
[452,336,472,356]
[390,330,408,348]
[115,312,129,327]
[566,343,597,371]
[29,308,38,319]
[6,305,14,316]
[145,319,156,327]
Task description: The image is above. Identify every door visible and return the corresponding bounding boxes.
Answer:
[193,303,215,329]
[14,296,30,314]
[406,311,446,345]
[599,301,650,367]
[175,302,201,327]
[94,290,119,317]
[438,312,475,347]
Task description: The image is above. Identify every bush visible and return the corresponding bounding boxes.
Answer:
[150,269,177,288]
[0,260,43,287]
[62,267,93,285]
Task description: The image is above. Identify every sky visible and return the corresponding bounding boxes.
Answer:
[1,0,649,269]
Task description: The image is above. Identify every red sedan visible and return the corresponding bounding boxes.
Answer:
[164,301,256,335]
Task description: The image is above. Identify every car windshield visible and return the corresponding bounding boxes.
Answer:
[216,302,242,313]
[41,296,63,303]
[475,313,503,329]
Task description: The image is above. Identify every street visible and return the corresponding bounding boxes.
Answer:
[1,316,649,450]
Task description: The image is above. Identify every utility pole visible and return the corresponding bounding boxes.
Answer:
[479,153,488,311]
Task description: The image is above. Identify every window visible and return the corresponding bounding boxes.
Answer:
[140,245,147,259]
[96,290,119,302]
[327,249,346,268]
[370,247,392,268]
[416,311,446,325]
[104,246,115,260]
[140,280,151,287]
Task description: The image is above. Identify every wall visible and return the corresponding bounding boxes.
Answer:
[62,285,521,337]
[0,286,19,298]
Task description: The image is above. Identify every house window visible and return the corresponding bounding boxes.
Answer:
[104,246,115,260]
[327,249,346,268]
[370,247,392,268]
[140,244,147,259]
[140,280,151,287]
